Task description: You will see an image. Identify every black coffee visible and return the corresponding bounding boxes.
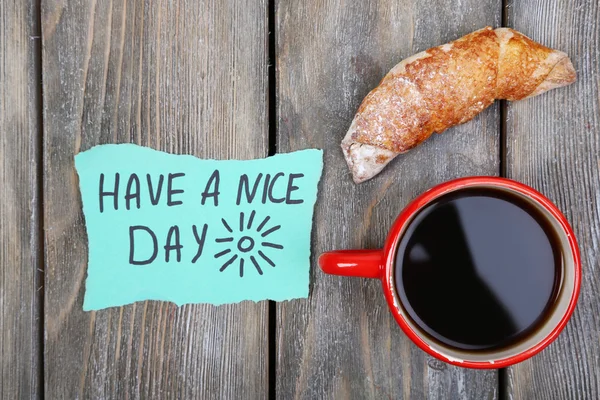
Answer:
[395,188,562,351]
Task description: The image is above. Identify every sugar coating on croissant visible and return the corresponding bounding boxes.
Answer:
[342,27,576,183]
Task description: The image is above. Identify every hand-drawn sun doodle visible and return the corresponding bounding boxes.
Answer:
[214,210,283,277]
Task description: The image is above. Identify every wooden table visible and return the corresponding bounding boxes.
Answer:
[1,0,598,398]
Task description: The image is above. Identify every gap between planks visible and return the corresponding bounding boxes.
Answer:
[267,0,278,399]
[34,0,45,398]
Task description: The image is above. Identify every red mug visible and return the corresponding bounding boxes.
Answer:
[319,177,581,368]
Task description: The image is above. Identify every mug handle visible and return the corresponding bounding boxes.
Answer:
[318,250,385,279]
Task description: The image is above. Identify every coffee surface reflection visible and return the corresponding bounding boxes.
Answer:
[395,188,562,351]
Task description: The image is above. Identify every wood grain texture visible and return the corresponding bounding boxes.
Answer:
[275,1,501,399]
[42,0,268,398]
[505,1,600,399]
[0,0,41,398]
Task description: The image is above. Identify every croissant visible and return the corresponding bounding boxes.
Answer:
[342,27,576,183]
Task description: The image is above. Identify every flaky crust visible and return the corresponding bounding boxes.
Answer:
[342,27,576,183]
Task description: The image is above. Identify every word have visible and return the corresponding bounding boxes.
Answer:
[98,171,305,212]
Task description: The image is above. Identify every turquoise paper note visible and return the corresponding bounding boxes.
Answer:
[74,144,323,311]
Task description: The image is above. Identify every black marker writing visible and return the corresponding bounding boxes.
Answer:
[125,173,141,210]
[164,225,182,262]
[235,172,305,205]
[261,174,271,204]
[167,173,185,206]
[99,173,120,212]
[147,174,164,205]
[236,173,263,205]
[201,170,220,206]
[129,225,158,265]
[267,172,285,203]
[191,224,208,263]
[286,173,304,204]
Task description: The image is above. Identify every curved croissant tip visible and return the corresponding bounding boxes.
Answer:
[548,54,576,85]
[341,140,397,184]
[527,53,576,99]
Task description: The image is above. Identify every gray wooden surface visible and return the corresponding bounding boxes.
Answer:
[505,0,600,399]
[0,0,42,398]
[0,0,598,398]
[275,1,500,399]
[42,0,268,398]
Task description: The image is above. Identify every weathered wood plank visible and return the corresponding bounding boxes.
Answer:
[505,1,600,399]
[276,1,501,399]
[42,0,268,398]
[0,0,41,398]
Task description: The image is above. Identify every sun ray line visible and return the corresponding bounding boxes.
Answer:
[258,250,275,267]
[239,257,245,277]
[214,248,232,258]
[262,242,283,250]
[260,225,281,238]
[247,210,256,230]
[215,237,234,243]
[240,212,245,232]
[221,218,233,233]
[250,255,264,275]
[219,255,238,272]
[256,216,271,232]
